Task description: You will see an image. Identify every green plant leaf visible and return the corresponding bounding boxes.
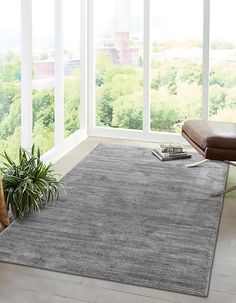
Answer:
[1,145,64,218]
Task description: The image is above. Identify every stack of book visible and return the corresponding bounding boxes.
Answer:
[152,143,191,161]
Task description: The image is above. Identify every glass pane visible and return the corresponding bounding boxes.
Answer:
[210,0,236,122]
[0,1,21,159]
[32,0,54,153]
[64,0,80,137]
[150,0,203,133]
[95,0,143,130]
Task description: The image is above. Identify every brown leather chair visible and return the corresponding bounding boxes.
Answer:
[182,120,236,196]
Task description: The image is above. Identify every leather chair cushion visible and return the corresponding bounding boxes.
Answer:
[182,120,236,150]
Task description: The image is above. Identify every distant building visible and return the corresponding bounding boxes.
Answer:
[64,59,80,76]
[114,32,130,65]
[96,31,140,67]
[34,60,54,79]
[34,58,80,79]
[96,47,120,65]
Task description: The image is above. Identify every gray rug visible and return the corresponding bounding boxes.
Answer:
[0,144,228,297]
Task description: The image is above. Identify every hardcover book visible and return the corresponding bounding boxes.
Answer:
[152,149,192,161]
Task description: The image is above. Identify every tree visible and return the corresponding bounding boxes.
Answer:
[0,82,20,122]
[32,89,54,154]
[0,95,20,140]
[165,67,178,95]
[96,55,143,127]
[97,88,113,126]
[33,89,54,128]
[112,93,142,130]
[0,52,21,82]
[209,84,227,116]
[96,74,104,87]
[64,69,80,136]
[179,63,202,85]
[151,104,179,132]
[151,75,161,91]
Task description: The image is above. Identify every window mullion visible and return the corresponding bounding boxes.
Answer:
[80,0,88,132]
[202,0,210,120]
[143,0,151,133]
[54,0,64,147]
[87,0,95,134]
[21,0,32,149]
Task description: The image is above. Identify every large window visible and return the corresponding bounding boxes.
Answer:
[209,0,236,123]
[64,0,81,137]
[95,0,144,130]
[1,1,236,159]
[150,0,203,133]
[32,0,55,154]
[0,1,84,160]
[0,1,21,159]
[92,0,236,138]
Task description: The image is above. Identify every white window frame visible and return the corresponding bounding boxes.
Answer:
[87,0,210,144]
[202,0,210,120]
[20,0,88,162]
[19,0,212,161]
[21,0,32,150]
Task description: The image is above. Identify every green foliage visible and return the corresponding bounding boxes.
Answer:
[96,73,104,87]
[31,70,81,150]
[209,84,227,116]
[96,53,114,82]
[151,104,179,132]
[151,75,161,91]
[64,69,80,137]
[112,93,142,130]
[97,88,113,126]
[210,63,236,88]
[1,145,62,218]
[165,67,178,95]
[33,89,54,128]
[179,63,202,85]
[32,89,54,153]
[0,52,21,82]
[96,59,142,128]
[2,48,236,160]
[0,97,20,140]
[0,82,20,122]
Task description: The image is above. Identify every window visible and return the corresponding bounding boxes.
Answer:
[1,1,235,159]
[32,0,55,154]
[64,0,81,137]
[150,0,203,133]
[209,0,236,123]
[95,0,144,130]
[0,1,21,159]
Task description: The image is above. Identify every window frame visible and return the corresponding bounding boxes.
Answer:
[13,0,214,159]
[20,0,87,162]
[88,0,211,143]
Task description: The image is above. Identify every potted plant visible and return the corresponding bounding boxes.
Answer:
[0,145,63,220]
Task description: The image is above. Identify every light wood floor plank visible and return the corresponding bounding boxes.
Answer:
[0,268,100,302]
[95,288,174,303]
[0,262,84,283]
[0,285,91,303]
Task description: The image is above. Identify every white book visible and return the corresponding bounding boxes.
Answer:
[159,143,184,153]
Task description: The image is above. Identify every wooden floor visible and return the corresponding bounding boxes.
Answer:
[1,137,236,303]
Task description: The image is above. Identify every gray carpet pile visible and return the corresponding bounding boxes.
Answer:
[0,144,228,297]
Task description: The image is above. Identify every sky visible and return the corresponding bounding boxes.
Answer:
[1,0,236,51]
[0,0,80,52]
